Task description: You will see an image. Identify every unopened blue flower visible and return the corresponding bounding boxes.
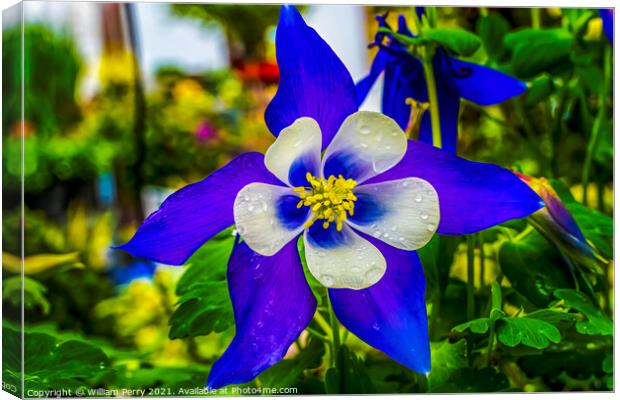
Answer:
[357,14,527,152]
[600,9,613,44]
[117,6,542,389]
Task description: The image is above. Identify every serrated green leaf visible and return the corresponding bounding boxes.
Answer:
[427,339,468,391]
[526,308,577,325]
[424,27,482,57]
[452,318,490,334]
[3,326,110,392]
[169,233,235,339]
[498,230,573,307]
[496,317,561,349]
[325,345,374,394]
[554,289,612,335]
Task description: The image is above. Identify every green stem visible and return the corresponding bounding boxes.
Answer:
[466,235,475,321]
[581,46,611,205]
[531,7,541,28]
[326,295,341,367]
[413,7,442,149]
[486,320,496,366]
[305,326,329,343]
[421,50,443,149]
[479,235,486,289]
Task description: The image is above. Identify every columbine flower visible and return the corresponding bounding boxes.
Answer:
[357,14,527,152]
[117,6,542,389]
[515,173,602,273]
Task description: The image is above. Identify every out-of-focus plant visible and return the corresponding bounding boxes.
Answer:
[171,4,281,59]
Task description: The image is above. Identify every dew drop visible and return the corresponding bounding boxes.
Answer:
[373,230,382,237]
[360,142,369,148]
[382,232,390,239]
[351,266,361,273]
[321,274,335,286]
[391,130,399,137]
[365,268,383,282]
[372,322,380,331]
[420,212,429,220]
[415,194,423,203]
[293,140,302,148]
[385,144,392,150]
[401,181,409,187]
[427,223,435,232]
[360,125,371,135]
[390,225,398,232]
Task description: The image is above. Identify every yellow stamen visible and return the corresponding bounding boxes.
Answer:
[294,173,358,231]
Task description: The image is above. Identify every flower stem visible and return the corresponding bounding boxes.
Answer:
[531,7,541,28]
[421,50,443,149]
[326,295,341,367]
[413,6,442,149]
[466,235,475,321]
[581,46,611,206]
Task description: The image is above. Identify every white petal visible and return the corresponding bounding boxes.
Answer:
[348,178,440,250]
[264,117,322,186]
[234,183,309,256]
[321,111,407,184]
[303,224,386,290]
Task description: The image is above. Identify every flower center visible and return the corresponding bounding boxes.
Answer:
[294,172,357,231]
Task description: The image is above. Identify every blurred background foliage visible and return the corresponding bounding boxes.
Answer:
[2,4,613,396]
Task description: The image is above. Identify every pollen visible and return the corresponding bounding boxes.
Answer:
[294,172,358,231]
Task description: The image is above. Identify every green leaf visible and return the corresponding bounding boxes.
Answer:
[424,27,482,57]
[169,232,235,339]
[427,339,468,391]
[496,317,561,349]
[258,338,325,389]
[524,75,555,107]
[325,345,374,394]
[554,289,613,335]
[3,326,110,392]
[476,13,511,61]
[452,318,490,334]
[3,276,50,314]
[498,230,573,307]
[525,308,577,325]
[505,28,574,79]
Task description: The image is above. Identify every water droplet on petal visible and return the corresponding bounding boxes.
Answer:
[415,194,423,203]
[427,223,435,232]
[360,142,369,148]
[372,322,380,331]
[365,268,383,283]
[321,274,335,286]
[401,181,409,187]
[360,125,371,135]
[420,212,429,220]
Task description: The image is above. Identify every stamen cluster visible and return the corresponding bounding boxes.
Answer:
[294,172,358,231]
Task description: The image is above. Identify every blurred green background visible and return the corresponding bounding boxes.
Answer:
[2,3,613,395]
